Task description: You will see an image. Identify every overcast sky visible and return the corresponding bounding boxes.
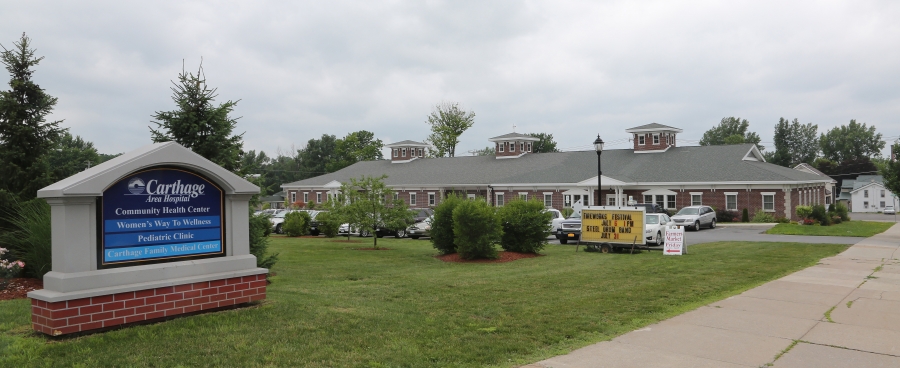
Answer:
[3,0,900,158]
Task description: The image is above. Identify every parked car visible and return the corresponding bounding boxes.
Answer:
[633,203,667,214]
[645,213,674,245]
[671,205,716,231]
[338,223,368,237]
[546,209,565,232]
[885,205,895,215]
[410,208,435,223]
[269,210,294,234]
[406,217,433,239]
[308,210,325,236]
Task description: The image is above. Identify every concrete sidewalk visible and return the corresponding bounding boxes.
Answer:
[526,224,900,368]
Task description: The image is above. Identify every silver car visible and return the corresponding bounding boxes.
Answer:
[671,205,716,231]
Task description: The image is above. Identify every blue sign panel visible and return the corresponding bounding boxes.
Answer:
[101,167,225,266]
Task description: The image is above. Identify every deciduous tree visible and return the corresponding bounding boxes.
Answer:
[150,62,244,172]
[819,119,884,162]
[327,130,384,172]
[770,118,819,167]
[528,133,559,153]
[699,117,763,151]
[425,102,475,157]
[337,175,413,249]
[0,33,65,200]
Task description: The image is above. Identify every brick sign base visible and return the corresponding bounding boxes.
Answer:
[31,274,267,336]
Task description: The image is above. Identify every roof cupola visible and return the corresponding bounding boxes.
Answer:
[386,140,429,163]
[625,123,683,153]
[488,133,540,159]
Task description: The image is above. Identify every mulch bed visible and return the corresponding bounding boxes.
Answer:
[0,277,42,301]
[436,251,542,263]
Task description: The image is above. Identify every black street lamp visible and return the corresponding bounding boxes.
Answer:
[594,135,604,206]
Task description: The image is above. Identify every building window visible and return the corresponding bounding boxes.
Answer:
[667,195,675,209]
[881,201,886,208]
[496,193,505,207]
[864,190,869,198]
[638,135,645,145]
[607,196,616,206]
[393,192,399,201]
[291,192,297,203]
[410,193,417,206]
[428,193,436,206]
[499,142,505,152]
[519,192,527,201]
[303,192,308,203]
[762,192,775,212]
[564,195,571,207]
[882,190,886,198]
[690,193,702,206]
[520,142,524,151]
[418,148,423,157]
[527,143,532,152]
[725,193,738,211]
[393,149,398,157]
[317,192,322,203]
[864,201,869,209]
[653,134,659,144]
[643,195,652,203]
[510,142,516,152]
[401,148,407,157]
[544,193,553,207]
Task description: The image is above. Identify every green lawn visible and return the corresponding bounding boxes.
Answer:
[765,221,894,237]
[1,238,849,367]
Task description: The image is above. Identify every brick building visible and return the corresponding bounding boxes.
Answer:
[282,124,833,221]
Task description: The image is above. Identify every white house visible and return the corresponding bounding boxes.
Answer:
[849,175,898,212]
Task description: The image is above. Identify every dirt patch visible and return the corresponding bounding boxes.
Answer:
[0,277,42,301]
[356,247,391,251]
[436,251,542,263]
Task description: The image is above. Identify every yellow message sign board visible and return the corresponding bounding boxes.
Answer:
[581,207,645,245]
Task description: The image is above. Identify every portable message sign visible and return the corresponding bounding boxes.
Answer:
[664,226,685,255]
[581,206,645,245]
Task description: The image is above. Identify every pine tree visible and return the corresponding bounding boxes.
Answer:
[0,33,65,200]
[150,62,244,172]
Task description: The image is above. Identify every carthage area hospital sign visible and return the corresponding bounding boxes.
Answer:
[102,168,225,266]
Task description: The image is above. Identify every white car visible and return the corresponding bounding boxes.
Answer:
[545,209,565,232]
[885,205,895,215]
[645,213,674,245]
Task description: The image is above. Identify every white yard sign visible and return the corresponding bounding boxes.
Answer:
[664,226,685,255]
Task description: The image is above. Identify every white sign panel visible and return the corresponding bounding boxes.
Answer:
[664,226,685,255]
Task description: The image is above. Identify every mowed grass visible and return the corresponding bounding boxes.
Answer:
[0,238,849,367]
[765,221,894,237]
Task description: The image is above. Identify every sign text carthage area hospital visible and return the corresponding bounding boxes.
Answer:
[101,168,226,266]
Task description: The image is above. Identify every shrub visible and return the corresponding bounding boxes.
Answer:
[0,199,52,279]
[453,199,502,260]
[306,201,316,210]
[802,218,817,225]
[835,202,849,221]
[283,211,311,237]
[810,205,828,224]
[741,208,750,222]
[715,208,738,222]
[831,215,842,224]
[498,199,551,254]
[562,207,574,218]
[316,211,341,238]
[751,209,776,223]
[775,217,790,223]
[828,203,835,212]
[795,205,813,220]
[0,247,25,290]
[431,194,464,254]
[249,212,278,270]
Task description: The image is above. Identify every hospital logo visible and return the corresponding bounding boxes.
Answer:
[127,178,146,194]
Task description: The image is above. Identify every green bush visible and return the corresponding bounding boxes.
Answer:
[283,211,311,237]
[0,199,52,279]
[316,211,341,238]
[249,212,278,270]
[431,194,464,254]
[751,209,776,223]
[775,217,790,223]
[831,215,842,224]
[810,204,828,224]
[716,208,737,222]
[828,203,835,212]
[795,205,813,220]
[453,199,502,260]
[498,199,552,254]
[562,207,574,218]
[741,208,750,222]
[835,202,850,221]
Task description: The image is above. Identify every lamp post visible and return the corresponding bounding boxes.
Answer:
[594,135,604,206]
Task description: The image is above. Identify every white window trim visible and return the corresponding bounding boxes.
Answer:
[496,192,505,207]
[761,192,775,212]
[392,149,398,157]
[519,192,528,201]
[724,192,738,211]
[428,192,436,206]
[638,135,645,145]
[689,192,702,206]
[291,192,297,203]
[402,148,407,157]
[410,192,417,206]
[317,192,322,203]
[653,133,659,145]
[543,192,553,207]
[520,142,525,151]
[393,192,399,201]
[499,142,505,152]
[303,192,309,203]
[510,141,516,152]
[418,148,423,157]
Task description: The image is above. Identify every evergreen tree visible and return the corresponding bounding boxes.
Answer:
[0,33,65,200]
[770,118,819,167]
[150,62,244,172]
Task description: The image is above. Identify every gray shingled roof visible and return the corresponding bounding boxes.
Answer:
[489,132,539,141]
[852,175,884,191]
[386,140,429,147]
[626,123,681,131]
[283,144,830,188]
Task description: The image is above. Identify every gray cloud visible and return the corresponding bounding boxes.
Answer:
[2,0,899,159]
